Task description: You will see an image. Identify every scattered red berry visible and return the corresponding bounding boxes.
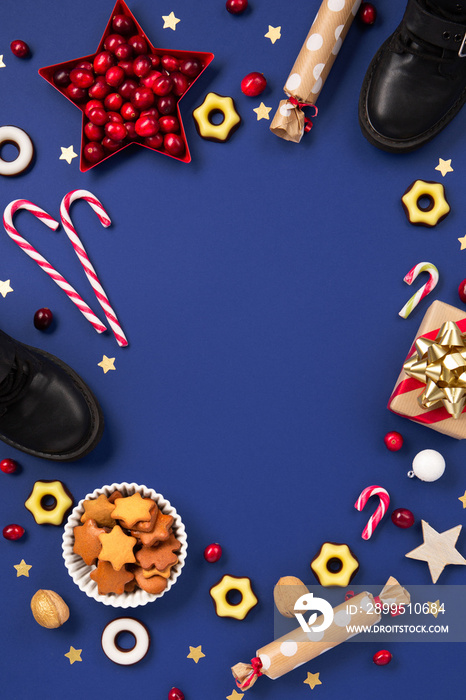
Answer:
[359,2,377,25]
[383,431,403,451]
[373,649,392,666]
[168,689,185,700]
[3,524,25,541]
[459,279,466,303]
[391,508,415,529]
[10,40,30,58]
[204,543,222,563]
[33,308,53,330]
[0,458,19,474]
[226,0,248,14]
[241,72,267,97]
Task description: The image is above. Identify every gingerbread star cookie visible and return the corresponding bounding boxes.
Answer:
[98,525,137,571]
[111,493,154,528]
[90,560,135,595]
[73,519,107,565]
[81,493,116,528]
[135,533,181,570]
[132,511,174,547]
[130,502,159,533]
[133,566,168,594]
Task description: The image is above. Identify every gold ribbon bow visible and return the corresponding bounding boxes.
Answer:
[403,321,466,419]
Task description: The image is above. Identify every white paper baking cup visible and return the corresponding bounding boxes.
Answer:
[62,482,187,608]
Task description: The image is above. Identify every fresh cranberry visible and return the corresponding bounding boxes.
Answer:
[373,650,392,666]
[0,458,19,474]
[241,71,267,97]
[75,61,93,72]
[150,54,161,68]
[66,84,87,102]
[459,279,466,303]
[384,431,403,451]
[180,58,202,78]
[133,55,152,78]
[152,75,172,97]
[3,524,25,541]
[105,122,127,141]
[140,108,160,119]
[112,13,135,35]
[102,136,122,152]
[159,115,179,133]
[226,0,248,12]
[84,122,104,141]
[124,121,138,139]
[131,87,155,109]
[391,508,415,529]
[161,55,180,72]
[69,68,94,89]
[168,689,185,700]
[164,133,185,157]
[115,43,133,61]
[171,72,189,96]
[53,69,71,87]
[128,35,148,55]
[157,95,176,115]
[10,40,30,58]
[144,133,163,149]
[104,33,126,53]
[93,51,115,75]
[84,141,105,163]
[33,307,53,330]
[135,115,159,137]
[85,99,104,117]
[105,66,125,87]
[121,102,139,120]
[105,92,123,111]
[118,59,135,76]
[142,70,163,89]
[88,77,111,99]
[107,111,124,123]
[118,78,138,99]
[359,2,377,25]
[204,543,222,563]
[88,107,108,126]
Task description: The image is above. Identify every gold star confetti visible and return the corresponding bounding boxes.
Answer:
[14,559,32,577]
[227,691,244,700]
[187,645,205,663]
[0,56,5,68]
[304,671,322,689]
[162,11,180,31]
[458,234,466,250]
[427,600,442,618]
[0,280,13,298]
[65,646,82,664]
[264,26,281,44]
[405,520,466,583]
[459,490,466,508]
[435,158,453,177]
[98,355,116,373]
[59,145,78,164]
[253,103,272,121]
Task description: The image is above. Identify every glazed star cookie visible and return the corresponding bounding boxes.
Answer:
[131,510,174,546]
[135,533,181,570]
[90,560,135,595]
[98,525,137,571]
[81,493,116,528]
[25,480,73,525]
[111,493,154,528]
[73,519,107,566]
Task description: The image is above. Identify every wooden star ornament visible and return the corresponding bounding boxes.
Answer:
[405,520,466,583]
[187,645,205,663]
[39,0,213,171]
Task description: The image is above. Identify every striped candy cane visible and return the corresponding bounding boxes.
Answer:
[60,190,128,348]
[354,485,390,540]
[398,262,439,319]
[3,199,107,334]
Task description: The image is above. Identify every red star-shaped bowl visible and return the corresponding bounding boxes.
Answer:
[39,0,213,171]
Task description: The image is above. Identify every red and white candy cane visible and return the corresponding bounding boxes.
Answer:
[398,262,439,319]
[3,199,107,334]
[60,190,128,348]
[354,485,390,540]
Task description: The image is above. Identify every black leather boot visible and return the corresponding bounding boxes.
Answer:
[359,0,466,152]
[0,329,103,461]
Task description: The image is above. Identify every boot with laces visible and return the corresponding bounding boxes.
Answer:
[0,329,103,461]
[359,0,466,152]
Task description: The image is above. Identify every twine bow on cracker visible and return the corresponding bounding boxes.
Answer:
[403,320,466,419]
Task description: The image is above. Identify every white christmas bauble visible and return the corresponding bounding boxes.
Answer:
[410,449,445,482]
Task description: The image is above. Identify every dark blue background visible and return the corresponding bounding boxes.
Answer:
[1,1,465,698]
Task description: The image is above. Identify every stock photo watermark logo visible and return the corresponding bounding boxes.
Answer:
[293,593,334,633]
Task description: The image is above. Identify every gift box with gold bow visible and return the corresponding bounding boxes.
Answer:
[388,300,466,439]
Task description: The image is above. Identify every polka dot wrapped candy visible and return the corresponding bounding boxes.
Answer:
[270,0,362,142]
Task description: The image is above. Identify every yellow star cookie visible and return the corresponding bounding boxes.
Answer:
[111,493,154,528]
[98,525,137,571]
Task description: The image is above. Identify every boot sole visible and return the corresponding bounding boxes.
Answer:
[359,34,466,153]
[0,343,104,461]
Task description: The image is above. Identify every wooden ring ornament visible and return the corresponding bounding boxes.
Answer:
[210,574,258,619]
[401,180,450,227]
[101,617,150,665]
[0,126,34,176]
[192,93,241,142]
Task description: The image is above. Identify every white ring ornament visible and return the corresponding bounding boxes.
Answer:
[0,126,34,176]
[101,617,150,665]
